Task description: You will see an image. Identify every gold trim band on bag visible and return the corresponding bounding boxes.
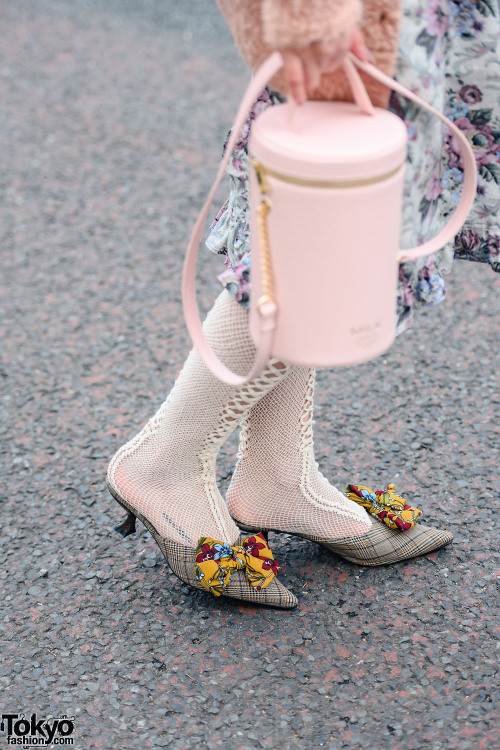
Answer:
[250,157,403,189]
[249,158,276,311]
[256,195,275,312]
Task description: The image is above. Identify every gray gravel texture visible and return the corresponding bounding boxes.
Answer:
[0,1,499,749]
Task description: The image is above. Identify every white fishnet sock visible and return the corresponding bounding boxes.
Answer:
[227,367,372,538]
[107,291,292,547]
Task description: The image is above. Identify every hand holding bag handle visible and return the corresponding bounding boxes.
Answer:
[182,53,477,386]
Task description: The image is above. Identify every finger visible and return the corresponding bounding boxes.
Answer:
[350,28,371,61]
[315,36,350,73]
[282,52,307,104]
[320,51,346,74]
[303,55,321,96]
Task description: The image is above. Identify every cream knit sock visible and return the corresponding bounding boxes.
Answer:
[107,291,292,548]
[227,367,372,538]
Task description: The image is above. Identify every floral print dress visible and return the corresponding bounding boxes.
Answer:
[206,1,500,334]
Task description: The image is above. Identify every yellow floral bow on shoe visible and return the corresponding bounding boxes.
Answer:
[194,533,280,596]
[345,483,422,531]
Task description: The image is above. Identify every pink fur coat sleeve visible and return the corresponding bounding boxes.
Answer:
[261,0,363,48]
[216,0,401,107]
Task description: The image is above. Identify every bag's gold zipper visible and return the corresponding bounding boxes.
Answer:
[249,157,403,317]
[250,157,403,189]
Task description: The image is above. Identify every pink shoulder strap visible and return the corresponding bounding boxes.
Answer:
[352,58,477,262]
[182,53,477,386]
[181,53,283,387]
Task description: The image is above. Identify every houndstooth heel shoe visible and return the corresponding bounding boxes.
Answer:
[108,481,298,608]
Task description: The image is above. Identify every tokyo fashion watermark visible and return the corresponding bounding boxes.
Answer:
[1,714,75,746]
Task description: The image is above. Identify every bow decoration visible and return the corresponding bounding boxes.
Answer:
[194,533,280,596]
[345,483,422,531]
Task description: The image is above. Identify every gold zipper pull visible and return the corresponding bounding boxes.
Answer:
[250,157,269,195]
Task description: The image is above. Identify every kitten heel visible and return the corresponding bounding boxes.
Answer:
[110,486,138,537]
[115,509,137,537]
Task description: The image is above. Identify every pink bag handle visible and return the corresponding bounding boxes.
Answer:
[182,53,283,387]
[182,53,477,385]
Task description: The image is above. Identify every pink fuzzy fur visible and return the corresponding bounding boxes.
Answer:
[216,0,401,107]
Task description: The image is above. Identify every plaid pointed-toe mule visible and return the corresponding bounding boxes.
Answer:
[107,481,297,608]
[235,483,452,567]
[237,518,452,566]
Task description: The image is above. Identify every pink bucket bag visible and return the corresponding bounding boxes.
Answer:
[183,53,477,385]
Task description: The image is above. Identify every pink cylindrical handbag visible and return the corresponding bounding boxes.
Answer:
[183,53,477,385]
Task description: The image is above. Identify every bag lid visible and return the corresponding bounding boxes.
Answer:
[250,101,407,182]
